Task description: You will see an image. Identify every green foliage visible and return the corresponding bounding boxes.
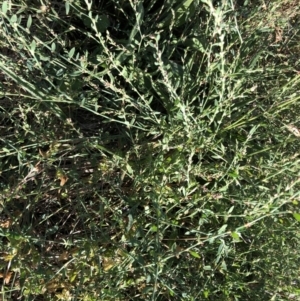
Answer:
[0,0,300,300]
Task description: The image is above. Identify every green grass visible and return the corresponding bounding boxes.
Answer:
[0,0,300,300]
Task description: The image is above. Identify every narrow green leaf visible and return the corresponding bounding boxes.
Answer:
[175,0,192,19]
[136,2,144,26]
[126,214,133,232]
[228,206,234,214]
[126,163,133,175]
[56,69,64,77]
[10,14,17,24]
[293,213,300,222]
[177,0,194,13]
[221,260,227,271]
[174,0,194,27]
[26,15,32,29]
[192,38,205,52]
[218,224,227,234]
[51,42,56,52]
[2,1,8,14]
[30,40,36,54]
[65,1,70,15]
[68,47,75,59]
[189,250,201,258]
[39,55,50,61]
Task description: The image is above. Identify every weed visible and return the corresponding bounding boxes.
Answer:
[0,0,300,300]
